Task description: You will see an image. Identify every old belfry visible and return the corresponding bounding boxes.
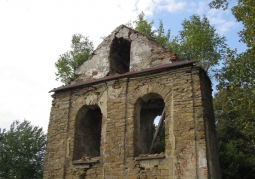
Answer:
[43,25,221,179]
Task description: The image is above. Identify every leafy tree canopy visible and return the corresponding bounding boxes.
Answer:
[0,120,46,179]
[209,0,229,10]
[210,0,255,177]
[214,87,255,179]
[55,34,94,84]
[134,12,155,39]
[210,0,255,49]
[133,13,227,71]
[177,15,227,71]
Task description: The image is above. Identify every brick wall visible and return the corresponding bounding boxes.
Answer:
[43,65,221,179]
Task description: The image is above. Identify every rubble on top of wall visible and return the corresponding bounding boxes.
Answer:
[71,25,177,85]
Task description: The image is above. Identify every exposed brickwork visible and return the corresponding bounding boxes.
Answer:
[44,65,221,179]
[44,25,220,179]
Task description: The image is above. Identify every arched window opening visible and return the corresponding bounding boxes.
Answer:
[73,105,102,160]
[109,37,130,75]
[135,93,165,156]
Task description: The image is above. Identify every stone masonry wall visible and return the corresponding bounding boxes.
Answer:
[43,65,220,179]
[199,70,221,179]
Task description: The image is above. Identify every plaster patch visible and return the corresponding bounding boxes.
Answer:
[198,147,207,167]
[85,93,98,105]
[108,86,123,99]
[98,91,107,118]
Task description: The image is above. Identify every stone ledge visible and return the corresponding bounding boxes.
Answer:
[135,154,165,161]
[72,159,99,165]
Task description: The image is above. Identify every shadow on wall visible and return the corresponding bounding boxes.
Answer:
[73,105,102,160]
[108,37,131,75]
[134,93,165,156]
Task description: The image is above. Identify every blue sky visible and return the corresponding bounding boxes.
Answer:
[0,0,246,132]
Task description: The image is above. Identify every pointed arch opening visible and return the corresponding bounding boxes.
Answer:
[73,105,102,160]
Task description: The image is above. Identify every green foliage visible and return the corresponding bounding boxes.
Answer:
[0,120,46,179]
[134,13,174,48]
[155,20,171,47]
[214,89,255,178]
[210,1,255,177]
[215,50,255,179]
[232,1,255,49]
[55,34,94,84]
[210,0,255,49]
[209,0,229,10]
[216,49,255,144]
[177,15,227,71]
[153,122,165,154]
[218,141,255,179]
[134,12,155,39]
[134,13,227,71]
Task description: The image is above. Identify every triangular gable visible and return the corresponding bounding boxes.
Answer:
[72,25,176,84]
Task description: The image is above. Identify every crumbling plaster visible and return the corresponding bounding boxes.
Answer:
[73,25,174,84]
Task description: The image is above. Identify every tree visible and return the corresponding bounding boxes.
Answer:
[209,1,255,177]
[214,88,255,179]
[134,12,155,39]
[133,13,227,71]
[155,20,171,47]
[210,0,255,49]
[177,15,227,71]
[133,13,175,48]
[232,1,255,49]
[0,120,46,179]
[55,34,94,84]
[209,0,229,10]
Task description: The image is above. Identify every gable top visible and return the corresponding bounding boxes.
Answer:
[70,25,178,85]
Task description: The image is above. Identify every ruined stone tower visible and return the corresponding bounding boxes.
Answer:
[44,25,221,179]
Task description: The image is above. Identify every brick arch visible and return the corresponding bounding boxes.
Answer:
[127,82,172,156]
[127,82,171,105]
[72,91,101,118]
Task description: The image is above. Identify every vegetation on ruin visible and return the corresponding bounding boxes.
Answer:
[55,34,94,84]
[133,12,227,71]
[0,120,46,179]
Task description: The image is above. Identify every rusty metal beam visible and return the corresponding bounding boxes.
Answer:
[50,60,195,93]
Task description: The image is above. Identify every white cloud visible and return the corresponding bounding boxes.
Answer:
[195,1,207,14]
[183,1,237,34]
[157,0,187,13]
[129,0,188,17]
[135,0,156,16]
[207,8,237,34]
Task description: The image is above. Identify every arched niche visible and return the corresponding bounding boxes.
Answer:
[73,105,102,160]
